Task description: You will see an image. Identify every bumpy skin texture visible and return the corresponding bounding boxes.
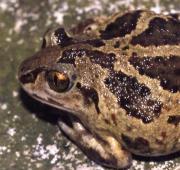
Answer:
[18,10,180,169]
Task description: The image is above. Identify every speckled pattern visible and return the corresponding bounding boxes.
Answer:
[0,0,179,170]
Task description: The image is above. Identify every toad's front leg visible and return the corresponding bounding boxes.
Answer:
[58,115,132,169]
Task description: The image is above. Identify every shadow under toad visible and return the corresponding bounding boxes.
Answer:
[133,151,180,163]
[19,88,62,125]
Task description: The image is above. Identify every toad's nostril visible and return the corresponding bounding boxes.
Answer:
[18,46,62,84]
[19,73,34,84]
[18,66,43,84]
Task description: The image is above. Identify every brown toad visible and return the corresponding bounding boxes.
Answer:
[18,10,180,169]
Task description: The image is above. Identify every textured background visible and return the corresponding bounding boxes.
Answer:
[0,0,179,169]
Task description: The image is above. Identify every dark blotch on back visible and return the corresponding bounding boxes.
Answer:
[76,83,100,113]
[113,41,121,48]
[129,54,180,93]
[168,115,180,126]
[54,28,73,47]
[122,134,150,153]
[104,71,162,123]
[53,28,105,48]
[131,17,180,46]
[169,14,180,20]
[73,39,105,48]
[111,114,117,126]
[59,48,116,69]
[84,39,105,47]
[100,10,142,40]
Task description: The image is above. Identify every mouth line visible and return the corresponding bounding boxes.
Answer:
[27,91,78,115]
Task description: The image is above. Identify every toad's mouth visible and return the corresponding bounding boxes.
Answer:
[21,83,84,117]
[34,92,82,116]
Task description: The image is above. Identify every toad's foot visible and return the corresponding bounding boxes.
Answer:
[57,115,132,169]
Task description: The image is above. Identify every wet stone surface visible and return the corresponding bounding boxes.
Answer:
[0,0,179,169]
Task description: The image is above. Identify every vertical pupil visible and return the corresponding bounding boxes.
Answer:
[53,73,59,87]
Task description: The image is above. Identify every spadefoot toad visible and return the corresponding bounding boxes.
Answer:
[18,10,180,169]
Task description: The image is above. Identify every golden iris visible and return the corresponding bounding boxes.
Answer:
[46,71,70,92]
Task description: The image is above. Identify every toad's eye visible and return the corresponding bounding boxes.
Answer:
[46,71,71,92]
